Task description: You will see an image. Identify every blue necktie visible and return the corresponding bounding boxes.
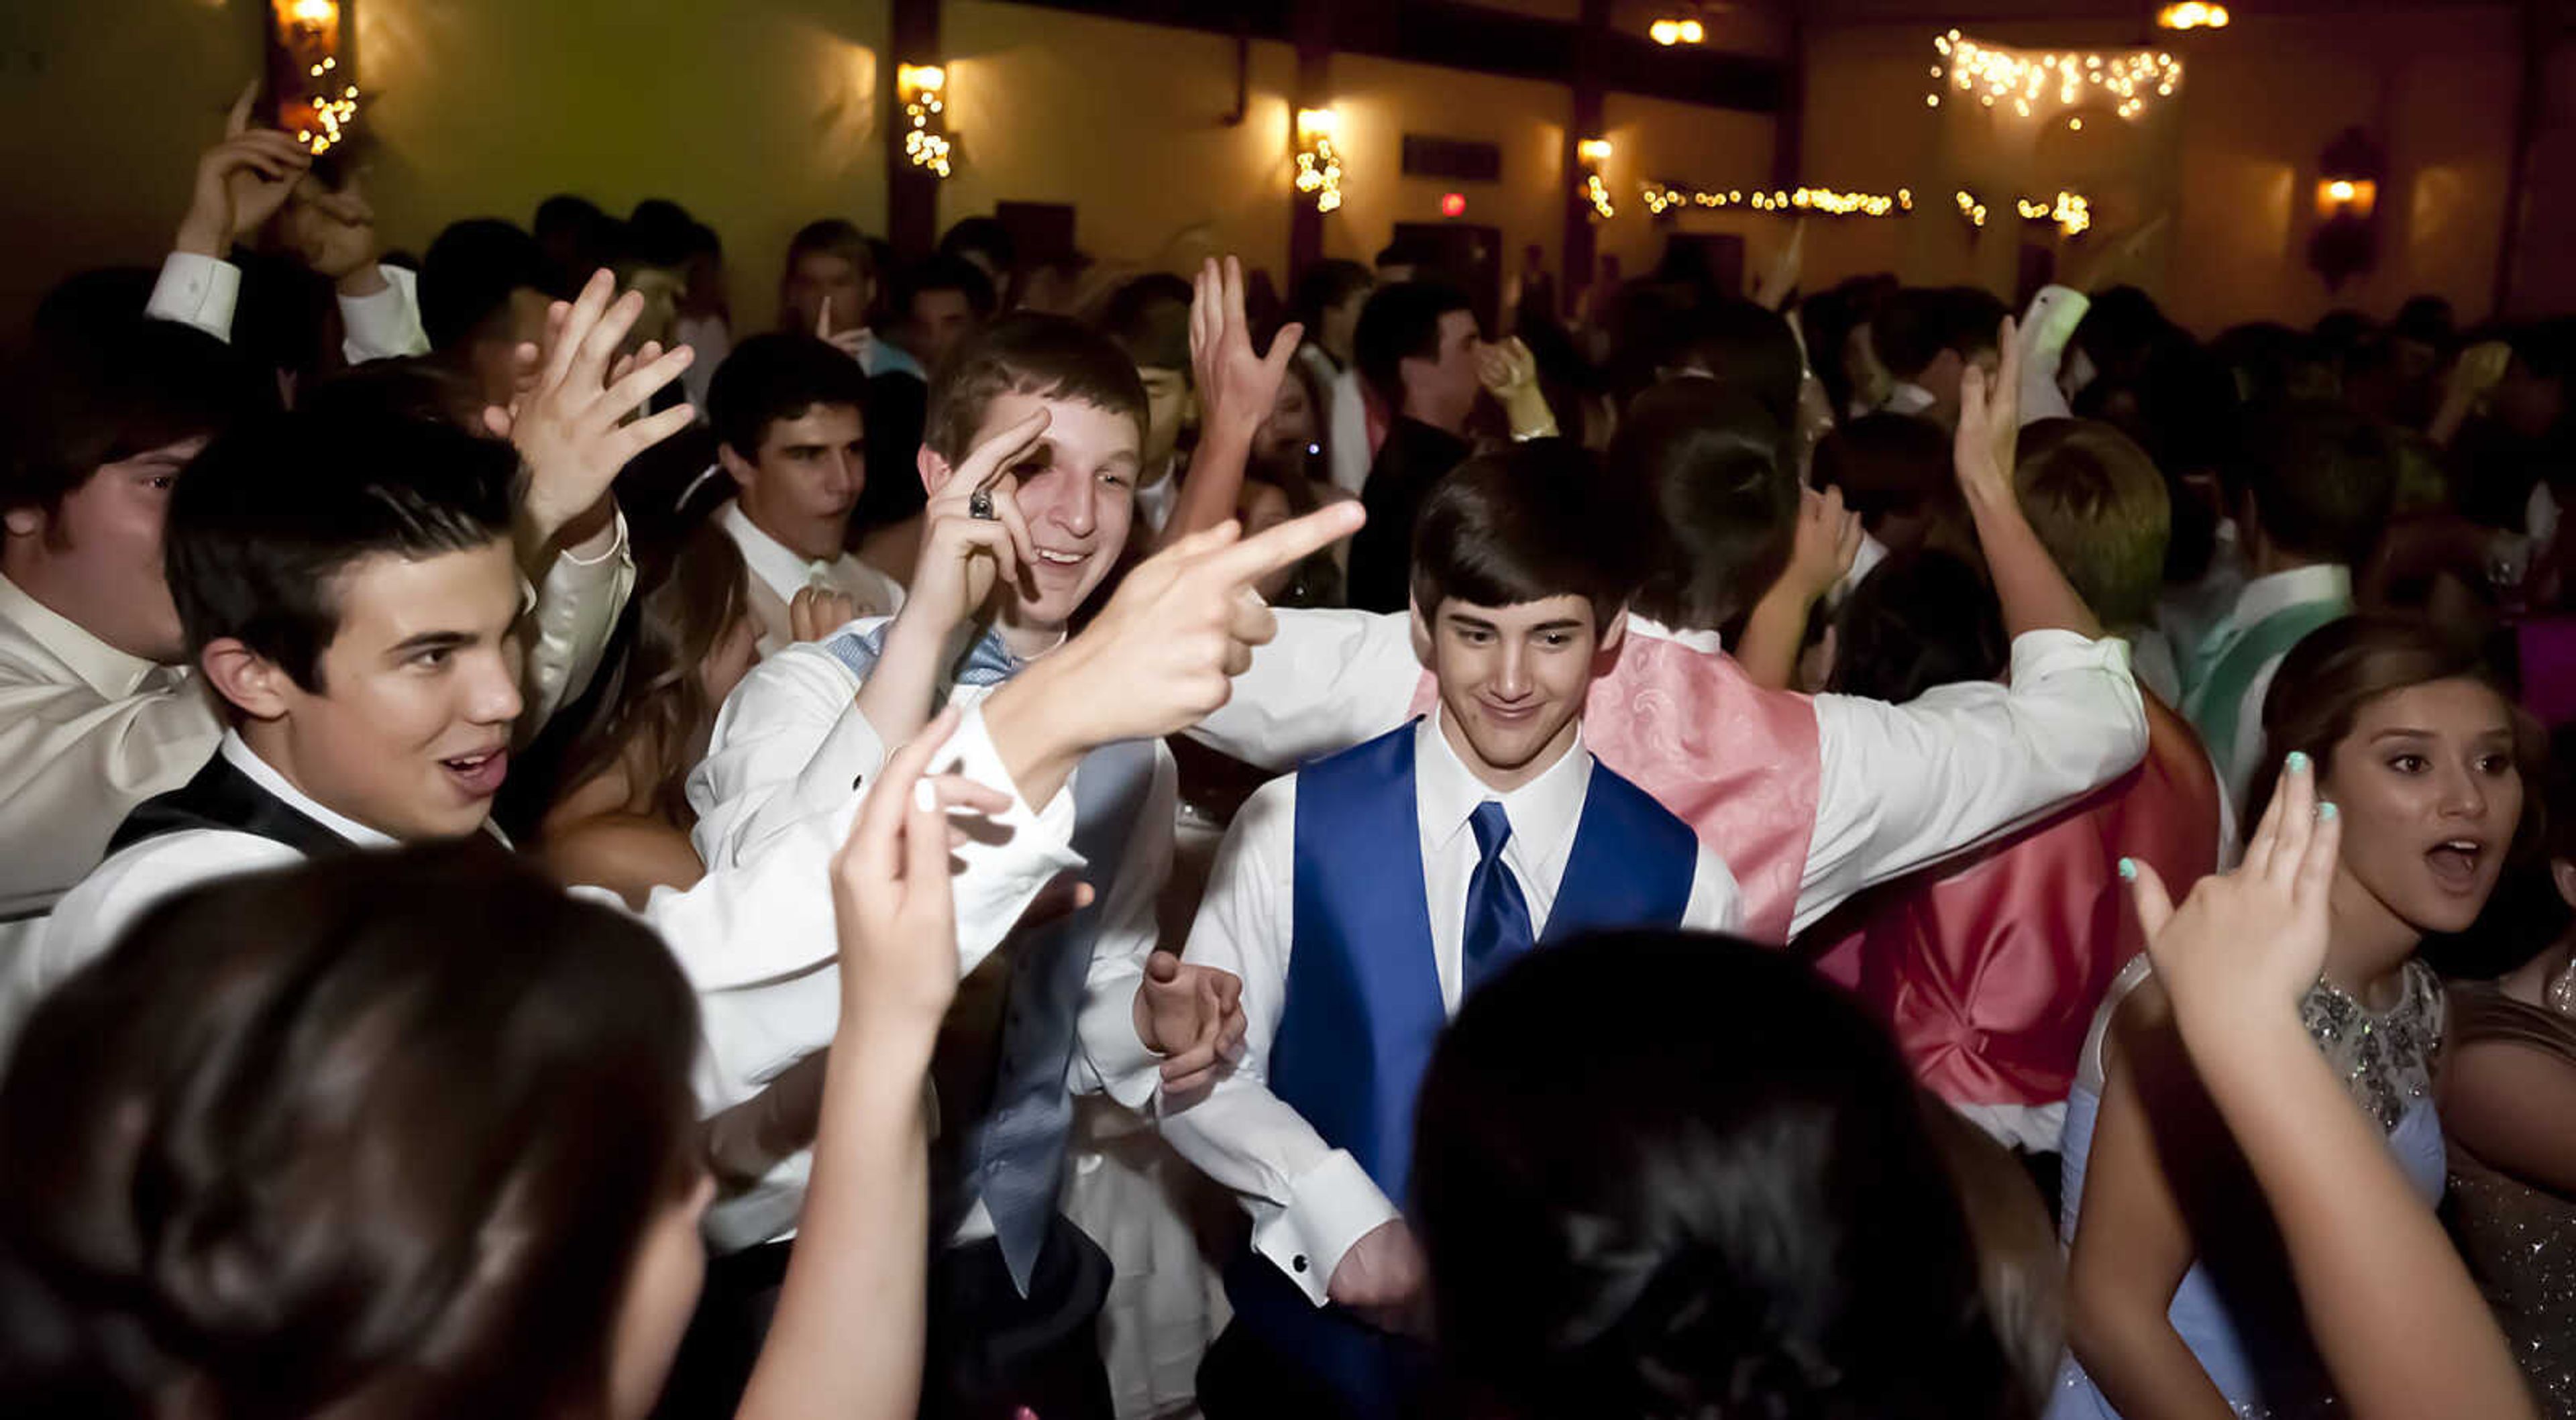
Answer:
[1463,801,1534,995]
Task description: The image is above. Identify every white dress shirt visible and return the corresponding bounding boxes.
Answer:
[1157,713,1740,1303]
[716,500,906,657]
[146,251,431,365]
[1880,381,1939,418]
[686,618,1175,1245]
[17,708,1101,1246]
[2184,562,2354,814]
[1188,609,2146,937]
[1326,364,1373,497]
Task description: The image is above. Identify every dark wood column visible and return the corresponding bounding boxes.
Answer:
[887,0,943,260]
[1560,0,1611,319]
[1287,0,1338,278]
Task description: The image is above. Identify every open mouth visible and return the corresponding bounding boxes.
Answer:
[2426,838,2488,892]
[1032,546,1087,567]
[441,748,510,799]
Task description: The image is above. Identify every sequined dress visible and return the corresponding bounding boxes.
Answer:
[2046,955,2447,1420]
[2445,982,2576,1418]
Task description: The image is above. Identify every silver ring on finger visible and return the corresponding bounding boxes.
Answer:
[968,488,997,521]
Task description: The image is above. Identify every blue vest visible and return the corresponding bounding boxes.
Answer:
[1233,724,1697,1416]
[1271,721,1698,1207]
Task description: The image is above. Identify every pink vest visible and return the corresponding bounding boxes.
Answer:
[1409,620,1821,942]
[1812,697,2220,1108]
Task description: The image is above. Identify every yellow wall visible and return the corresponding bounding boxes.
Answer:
[1595,91,1780,282]
[1795,9,2524,332]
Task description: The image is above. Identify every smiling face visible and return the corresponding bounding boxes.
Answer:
[1413,593,1615,792]
[2320,676,2524,944]
[926,390,1140,639]
[236,539,527,842]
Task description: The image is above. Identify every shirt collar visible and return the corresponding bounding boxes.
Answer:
[1412,707,1593,863]
[219,730,398,848]
[1620,610,1724,655]
[0,569,172,699]
[2230,563,2352,631]
[1883,382,1938,416]
[720,500,846,604]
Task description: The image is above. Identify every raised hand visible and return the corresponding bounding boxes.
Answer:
[1133,951,1247,1099]
[791,586,860,643]
[2126,750,2341,1053]
[174,82,311,258]
[1783,484,1864,604]
[1189,256,1303,443]
[1750,217,1807,312]
[912,409,1049,627]
[817,300,875,366]
[1953,314,2022,506]
[506,269,698,545]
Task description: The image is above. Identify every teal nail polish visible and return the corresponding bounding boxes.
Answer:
[2319,802,2338,821]
[2286,751,2310,773]
[2118,857,2139,881]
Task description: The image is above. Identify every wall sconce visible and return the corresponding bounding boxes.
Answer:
[1649,17,1707,45]
[899,64,953,178]
[1576,138,1615,220]
[2308,126,2383,290]
[266,0,360,156]
[1294,107,1342,215]
[2155,2,2229,29]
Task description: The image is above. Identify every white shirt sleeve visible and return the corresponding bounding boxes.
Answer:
[337,264,431,364]
[2017,284,2090,425]
[1155,775,1401,1305]
[0,673,219,915]
[648,702,1083,1111]
[518,511,636,743]
[688,643,879,871]
[1187,609,1423,771]
[1796,629,2146,934]
[1328,367,1373,498]
[142,252,242,343]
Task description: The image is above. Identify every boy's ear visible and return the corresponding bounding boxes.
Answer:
[919,443,953,497]
[1597,604,1629,659]
[3,505,44,539]
[1409,594,1435,669]
[199,638,295,722]
[717,443,756,491]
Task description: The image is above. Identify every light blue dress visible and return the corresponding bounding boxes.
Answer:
[2045,957,2447,1420]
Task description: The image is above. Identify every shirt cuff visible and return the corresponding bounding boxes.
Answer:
[144,251,240,343]
[337,264,431,363]
[1079,969,1166,1111]
[792,702,892,815]
[1252,1150,1402,1307]
[935,704,1083,977]
[558,505,631,567]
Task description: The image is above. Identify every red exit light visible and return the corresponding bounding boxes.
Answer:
[1440,192,1468,217]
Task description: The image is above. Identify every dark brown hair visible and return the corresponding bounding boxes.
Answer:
[0,847,702,1418]
[556,522,753,827]
[921,312,1148,463]
[1410,440,1640,633]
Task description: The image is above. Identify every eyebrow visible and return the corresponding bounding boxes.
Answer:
[386,630,476,660]
[2369,726,2515,743]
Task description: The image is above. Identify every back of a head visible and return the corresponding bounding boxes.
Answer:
[1410,440,1640,631]
[421,218,553,351]
[1811,412,1955,526]
[1935,286,2010,361]
[1870,288,1947,380]
[707,332,871,461]
[2012,418,2172,629]
[166,408,517,689]
[1609,378,1794,633]
[2237,398,2398,567]
[1354,280,1472,406]
[625,198,698,269]
[1415,930,2029,1420]
[1670,299,1803,426]
[1292,258,1374,330]
[1095,272,1194,372]
[894,255,1000,325]
[1831,549,2008,706]
[0,847,700,1417]
[922,311,1148,463]
[938,215,1018,276]
[4,316,261,519]
[786,217,872,278]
